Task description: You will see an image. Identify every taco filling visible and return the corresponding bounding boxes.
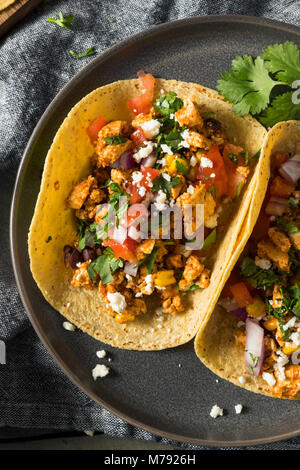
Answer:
[219,150,300,398]
[64,72,250,324]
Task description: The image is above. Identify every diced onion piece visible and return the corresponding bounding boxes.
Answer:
[279,154,300,184]
[124,262,138,277]
[265,196,287,216]
[141,152,157,168]
[245,318,265,376]
[128,225,141,241]
[111,151,136,169]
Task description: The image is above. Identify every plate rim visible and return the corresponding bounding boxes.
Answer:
[10,14,300,447]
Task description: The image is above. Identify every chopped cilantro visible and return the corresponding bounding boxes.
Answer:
[175,158,189,175]
[208,183,217,197]
[228,152,238,165]
[241,257,283,290]
[201,228,217,250]
[276,216,299,234]
[70,47,96,60]
[104,135,127,145]
[239,150,249,166]
[47,11,74,29]
[262,41,300,86]
[249,352,259,367]
[152,174,181,197]
[248,364,254,375]
[153,91,183,117]
[87,248,123,284]
[259,91,300,128]
[190,284,200,291]
[252,149,261,160]
[288,197,298,209]
[233,182,243,201]
[139,246,159,274]
[108,17,116,23]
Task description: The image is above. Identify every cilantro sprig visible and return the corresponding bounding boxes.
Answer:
[152,174,181,197]
[217,41,300,127]
[104,135,127,145]
[70,47,97,60]
[88,248,123,285]
[241,257,283,290]
[47,11,74,29]
[154,91,183,117]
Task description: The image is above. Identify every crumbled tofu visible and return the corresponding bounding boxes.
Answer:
[210,405,223,418]
[140,119,161,139]
[201,156,213,168]
[63,321,76,331]
[235,404,243,414]
[107,292,127,314]
[238,376,246,385]
[255,257,272,270]
[92,364,110,380]
[262,371,276,387]
[96,350,106,359]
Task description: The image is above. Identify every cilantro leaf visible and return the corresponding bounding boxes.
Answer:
[152,174,181,197]
[276,216,299,234]
[228,152,238,165]
[259,91,300,128]
[47,11,74,29]
[201,228,217,250]
[175,158,189,175]
[154,91,183,117]
[139,246,159,274]
[104,135,127,145]
[70,47,96,60]
[217,55,279,116]
[87,248,123,284]
[262,42,300,86]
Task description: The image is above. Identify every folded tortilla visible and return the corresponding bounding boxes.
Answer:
[195,120,300,398]
[28,78,266,350]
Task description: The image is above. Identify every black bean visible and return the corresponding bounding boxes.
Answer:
[64,246,83,269]
[82,247,96,262]
[205,118,221,133]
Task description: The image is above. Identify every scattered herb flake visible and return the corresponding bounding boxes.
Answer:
[70,47,96,60]
[47,11,74,29]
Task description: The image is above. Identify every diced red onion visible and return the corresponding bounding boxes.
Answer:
[112,224,127,244]
[218,298,248,321]
[128,225,141,241]
[279,154,300,184]
[111,151,136,169]
[245,318,265,376]
[141,152,157,168]
[124,262,138,277]
[265,196,287,216]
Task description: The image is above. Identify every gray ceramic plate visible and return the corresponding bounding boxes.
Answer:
[10,15,300,447]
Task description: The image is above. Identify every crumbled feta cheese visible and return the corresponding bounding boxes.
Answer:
[107,292,127,314]
[157,324,162,329]
[132,171,144,184]
[135,292,143,298]
[169,113,174,119]
[63,321,76,331]
[190,155,198,167]
[96,350,106,359]
[270,215,276,222]
[162,172,171,181]
[282,316,297,331]
[291,349,300,365]
[210,173,216,178]
[133,142,155,162]
[187,185,194,194]
[255,257,271,270]
[274,350,289,381]
[238,376,246,385]
[216,379,219,383]
[92,364,110,380]
[154,190,168,211]
[84,430,94,437]
[76,262,82,268]
[262,371,276,387]
[161,144,173,154]
[235,404,243,414]
[139,186,146,197]
[201,156,213,168]
[179,129,190,148]
[156,157,166,166]
[125,274,133,281]
[160,89,164,95]
[210,405,223,418]
[290,330,300,346]
[140,119,161,139]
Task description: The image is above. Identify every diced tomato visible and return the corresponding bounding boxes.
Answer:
[252,209,270,241]
[127,91,154,115]
[222,269,241,298]
[230,282,253,307]
[120,203,148,228]
[137,70,155,91]
[272,151,289,169]
[126,166,160,204]
[225,165,246,200]
[87,115,107,142]
[130,128,147,147]
[127,71,155,115]
[223,143,246,168]
[103,238,138,263]
[196,144,228,197]
[270,175,294,198]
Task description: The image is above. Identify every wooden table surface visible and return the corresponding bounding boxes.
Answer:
[0,0,43,39]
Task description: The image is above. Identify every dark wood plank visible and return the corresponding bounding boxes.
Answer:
[0,0,43,39]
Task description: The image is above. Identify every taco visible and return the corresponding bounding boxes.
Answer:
[28,72,266,350]
[195,120,300,398]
